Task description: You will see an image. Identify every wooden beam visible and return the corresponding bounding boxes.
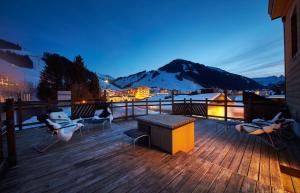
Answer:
[5,99,17,166]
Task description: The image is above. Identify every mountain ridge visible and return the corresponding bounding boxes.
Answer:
[114,59,263,90]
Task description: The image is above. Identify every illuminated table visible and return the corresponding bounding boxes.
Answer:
[136,115,195,154]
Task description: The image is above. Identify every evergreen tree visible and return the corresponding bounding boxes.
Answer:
[37,53,101,101]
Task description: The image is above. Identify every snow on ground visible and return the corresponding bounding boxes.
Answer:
[20,94,245,130]
[130,71,203,91]
[147,93,222,103]
[0,49,44,87]
[115,70,203,91]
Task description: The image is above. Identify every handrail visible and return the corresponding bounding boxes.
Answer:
[2,96,287,131]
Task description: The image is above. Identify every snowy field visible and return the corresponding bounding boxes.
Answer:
[9,94,244,131]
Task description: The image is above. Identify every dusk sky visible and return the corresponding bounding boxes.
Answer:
[0,0,284,78]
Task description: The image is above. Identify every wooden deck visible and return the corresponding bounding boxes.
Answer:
[0,118,300,193]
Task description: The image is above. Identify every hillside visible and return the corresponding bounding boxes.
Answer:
[114,59,263,91]
[253,75,285,86]
[0,48,44,87]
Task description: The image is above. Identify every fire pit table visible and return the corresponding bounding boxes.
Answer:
[136,115,195,154]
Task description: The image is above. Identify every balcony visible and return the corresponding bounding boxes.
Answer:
[0,117,299,193]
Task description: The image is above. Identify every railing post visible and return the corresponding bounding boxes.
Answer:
[110,100,114,115]
[171,93,174,114]
[17,98,22,131]
[184,98,186,115]
[205,98,208,118]
[5,99,17,166]
[132,99,134,118]
[125,100,128,120]
[0,104,3,161]
[224,90,228,122]
[190,98,192,116]
[248,97,253,123]
[159,99,162,114]
[146,99,149,115]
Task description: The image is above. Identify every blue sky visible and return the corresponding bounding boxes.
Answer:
[0,0,284,78]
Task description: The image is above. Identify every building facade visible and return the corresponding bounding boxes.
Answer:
[269,0,300,124]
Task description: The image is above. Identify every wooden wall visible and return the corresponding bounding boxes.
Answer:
[284,0,300,125]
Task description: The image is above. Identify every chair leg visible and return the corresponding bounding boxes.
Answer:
[79,127,83,136]
[33,137,60,153]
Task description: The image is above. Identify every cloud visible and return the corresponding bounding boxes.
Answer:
[217,37,284,77]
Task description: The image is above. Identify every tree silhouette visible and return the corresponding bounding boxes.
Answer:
[37,53,100,101]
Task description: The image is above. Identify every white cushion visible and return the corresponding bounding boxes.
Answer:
[49,112,72,124]
[235,124,264,135]
[94,109,104,117]
[57,123,83,142]
[270,112,282,123]
[46,119,61,129]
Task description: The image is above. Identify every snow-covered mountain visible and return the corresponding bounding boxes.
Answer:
[0,45,44,87]
[97,74,120,90]
[253,75,285,87]
[114,59,262,91]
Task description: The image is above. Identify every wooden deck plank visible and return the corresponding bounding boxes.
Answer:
[223,173,244,193]
[0,118,299,193]
[238,136,256,176]
[269,149,283,189]
[240,177,257,193]
[207,168,232,193]
[259,144,271,186]
[191,163,222,193]
[277,150,296,193]
[248,138,261,181]
[256,182,271,193]
[176,159,213,193]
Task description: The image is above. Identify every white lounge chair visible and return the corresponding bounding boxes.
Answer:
[235,122,285,150]
[252,112,282,126]
[49,111,84,126]
[84,107,114,129]
[34,114,84,153]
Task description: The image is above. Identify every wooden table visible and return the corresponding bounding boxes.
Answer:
[136,115,195,154]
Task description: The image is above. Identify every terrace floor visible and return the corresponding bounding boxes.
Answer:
[0,118,300,193]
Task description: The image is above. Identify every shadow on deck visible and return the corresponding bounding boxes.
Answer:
[0,118,300,193]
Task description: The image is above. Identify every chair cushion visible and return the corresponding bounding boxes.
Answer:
[235,124,264,135]
[94,109,104,117]
[49,112,72,124]
[46,119,61,130]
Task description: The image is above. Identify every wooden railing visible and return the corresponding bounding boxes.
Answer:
[0,93,287,169]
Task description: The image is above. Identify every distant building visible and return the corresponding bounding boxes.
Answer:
[254,89,274,96]
[57,91,71,101]
[269,0,300,136]
[128,86,150,99]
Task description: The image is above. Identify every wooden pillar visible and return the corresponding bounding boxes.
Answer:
[184,98,186,115]
[132,99,134,118]
[248,97,253,123]
[110,100,114,115]
[190,98,192,116]
[104,90,107,101]
[125,100,128,120]
[17,98,22,131]
[224,90,228,122]
[205,98,208,118]
[0,104,3,161]
[146,99,148,115]
[171,92,174,114]
[5,99,17,166]
[159,99,162,114]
